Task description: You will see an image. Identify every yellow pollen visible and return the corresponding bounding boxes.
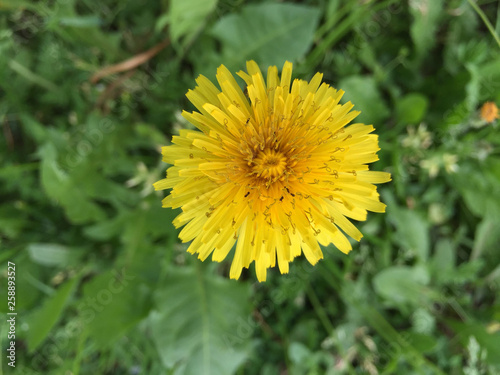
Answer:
[252,149,287,179]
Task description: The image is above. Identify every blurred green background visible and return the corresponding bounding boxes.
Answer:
[1,0,500,374]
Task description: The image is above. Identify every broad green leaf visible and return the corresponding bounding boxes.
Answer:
[406,332,438,354]
[450,260,484,285]
[134,123,170,146]
[168,0,218,44]
[27,243,84,267]
[472,214,500,260]
[84,212,131,241]
[373,265,430,307]
[85,203,177,244]
[39,143,106,224]
[26,274,81,352]
[453,160,500,218]
[411,308,436,335]
[387,207,430,261]
[211,3,320,70]
[75,171,138,208]
[139,201,179,240]
[409,0,443,59]
[478,58,500,101]
[395,93,429,124]
[430,240,455,284]
[150,267,252,375]
[338,75,390,125]
[19,113,49,143]
[81,268,150,348]
[442,100,470,127]
[288,342,312,364]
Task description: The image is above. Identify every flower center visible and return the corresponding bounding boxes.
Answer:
[252,149,287,179]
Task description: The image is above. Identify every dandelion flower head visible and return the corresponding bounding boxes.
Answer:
[480,101,499,123]
[154,61,391,282]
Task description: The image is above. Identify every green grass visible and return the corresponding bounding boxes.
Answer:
[1,0,500,374]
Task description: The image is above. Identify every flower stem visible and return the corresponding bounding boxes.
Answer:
[306,285,335,335]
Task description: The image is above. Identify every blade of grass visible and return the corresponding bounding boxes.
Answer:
[305,285,335,334]
[300,0,401,73]
[72,326,89,375]
[299,6,365,73]
[497,0,500,35]
[9,60,59,91]
[314,0,354,42]
[468,0,500,49]
[345,294,448,375]
[318,269,447,375]
[307,267,358,375]
[485,263,500,285]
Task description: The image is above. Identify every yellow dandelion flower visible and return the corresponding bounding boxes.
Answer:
[154,61,391,282]
[480,101,499,123]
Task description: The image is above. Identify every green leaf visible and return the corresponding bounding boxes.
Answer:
[337,75,390,125]
[478,58,500,101]
[373,265,430,307]
[343,282,447,375]
[134,123,170,146]
[27,243,83,267]
[211,3,320,70]
[288,342,312,364]
[9,59,59,91]
[406,332,438,354]
[447,320,500,366]
[84,211,131,241]
[168,0,218,44]
[26,275,81,352]
[387,207,430,261]
[39,143,106,224]
[0,204,26,239]
[395,93,429,124]
[411,308,436,335]
[150,267,252,375]
[452,260,484,284]
[453,160,500,218]
[430,240,455,284]
[0,0,35,9]
[58,16,103,27]
[81,267,150,348]
[19,113,49,144]
[472,214,500,261]
[409,0,444,59]
[39,1,122,60]
[0,249,18,266]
